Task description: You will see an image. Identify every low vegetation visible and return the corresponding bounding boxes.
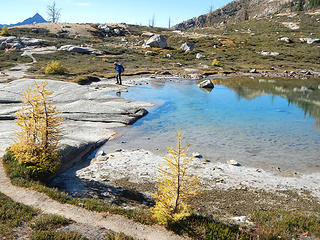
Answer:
[44,60,67,74]
[1,26,9,36]
[251,210,320,239]
[0,192,84,240]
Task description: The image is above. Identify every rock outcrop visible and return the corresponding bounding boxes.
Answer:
[142,35,167,49]
[180,42,195,52]
[58,45,103,55]
[174,0,292,30]
[0,79,152,172]
[0,36,44,50]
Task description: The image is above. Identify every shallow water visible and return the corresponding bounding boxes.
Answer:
[101,80,320,174]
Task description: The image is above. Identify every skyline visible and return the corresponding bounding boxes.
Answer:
[1,0,233,27]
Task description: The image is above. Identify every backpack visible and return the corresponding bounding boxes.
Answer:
[119,64,125,73]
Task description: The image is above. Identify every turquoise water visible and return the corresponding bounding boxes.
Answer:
[102,80,320,173]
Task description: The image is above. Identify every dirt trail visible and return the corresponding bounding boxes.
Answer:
[0,53,185,240]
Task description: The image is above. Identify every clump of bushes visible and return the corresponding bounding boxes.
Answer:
[211,59,220,66]
[74,75,100,85]
[1,26,9,36]
[44,60,66,75]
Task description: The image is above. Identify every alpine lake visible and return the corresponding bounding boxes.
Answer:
[101,77,320,175]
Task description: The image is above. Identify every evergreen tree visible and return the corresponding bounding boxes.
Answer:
[10,81,62,180]
[152,131,199,225]
[297,0,305,11]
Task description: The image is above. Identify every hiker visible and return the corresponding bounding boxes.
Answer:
[113,62,124,85]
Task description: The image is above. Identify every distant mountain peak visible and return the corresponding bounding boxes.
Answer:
[0,13,47,28]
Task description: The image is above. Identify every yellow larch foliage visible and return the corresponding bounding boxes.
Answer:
[152,131,200,225]
[10,81,62,179]
[44,60,66,75]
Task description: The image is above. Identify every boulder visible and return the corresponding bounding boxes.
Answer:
[58,45,103,55]
[197,79,214,89]
[143,35,167,49]
[180,42,195,52]
[0,41,7,50]
[279,37,292,43]
[12,42,24,50]
[113,28,121,35]
[21,37,44,47]
[299,38,320,44]
[196,53,204,59]
[98,24,111,33]
[141,32,154,38]
[250,69,257,73]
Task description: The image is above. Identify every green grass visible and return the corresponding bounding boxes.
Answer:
[167,214,251,240]
[0,50,32,71]
[0,192,38,239]
[30,214,73,231]
[251,210,320,239]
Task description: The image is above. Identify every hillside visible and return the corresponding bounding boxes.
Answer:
[174,0,319,30]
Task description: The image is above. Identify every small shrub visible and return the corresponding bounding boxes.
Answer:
[74,75,100,85]
[1,26,9,36]
[102,58,108,62]
[211,59,220,66]
[44,60,66,75]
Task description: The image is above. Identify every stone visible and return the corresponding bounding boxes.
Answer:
[279,37,292,43]
[31,28,39,33]
[180,42,195,52]
[189,73,203,80]
[97,150,105,156]
[141,32,154,38]
[197,79,214,89]
[227,159,240,166]
[261,51,280,56]
[58,45,103,55]
[143,35,167,49]
[299,38,320,44]
[145,50,155,56]
[98,24,111,33]
[192,152,202,158]
[113,28,121,35]
[196,53,204,59]
[96,155,109,161]
[12,42,24,50]
[165,54,172,58]
[0,41,7,50]
[250,69,257,73]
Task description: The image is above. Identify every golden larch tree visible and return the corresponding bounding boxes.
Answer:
[152,131,200,225]
[10,81,62,179]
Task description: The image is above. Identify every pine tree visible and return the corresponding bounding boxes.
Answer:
[152,131,200,225]
[10,81,62,180]
[297,0,305,11]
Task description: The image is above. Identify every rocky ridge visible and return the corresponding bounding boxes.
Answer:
[174,0,293,30]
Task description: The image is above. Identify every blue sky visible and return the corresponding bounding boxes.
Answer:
[1,0,233,27]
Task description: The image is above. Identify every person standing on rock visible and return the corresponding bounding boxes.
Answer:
[113,62,124,85]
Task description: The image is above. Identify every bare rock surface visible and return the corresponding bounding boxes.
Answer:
[0,76,152,169]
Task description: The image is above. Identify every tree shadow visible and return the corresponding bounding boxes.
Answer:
[49,153,154,207]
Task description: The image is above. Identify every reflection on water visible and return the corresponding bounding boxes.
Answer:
[104,79,320,173]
